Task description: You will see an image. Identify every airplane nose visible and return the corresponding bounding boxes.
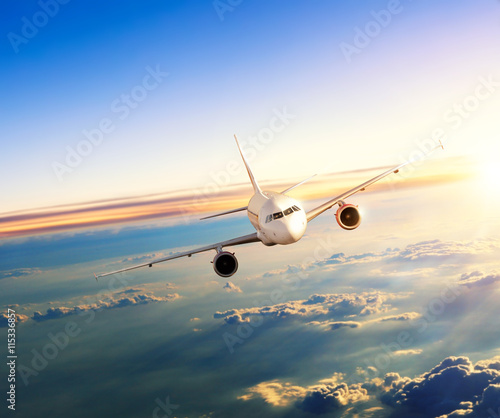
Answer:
[268,213,306,244]
[289,214,307,241]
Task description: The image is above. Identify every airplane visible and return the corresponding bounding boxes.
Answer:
[94,136,443,279]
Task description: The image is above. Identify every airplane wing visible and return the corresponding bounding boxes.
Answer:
[94,232,260,279]
[306,142,443,223]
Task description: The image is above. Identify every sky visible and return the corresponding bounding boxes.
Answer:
[1,1,500,417]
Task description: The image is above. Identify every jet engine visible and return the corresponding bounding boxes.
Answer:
[213,251,238,277]
[335,202,361,230]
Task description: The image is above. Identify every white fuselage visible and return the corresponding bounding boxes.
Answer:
[247,191,307,246]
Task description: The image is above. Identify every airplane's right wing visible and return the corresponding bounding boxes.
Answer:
[94,232,260,279]
[306,142,444,223]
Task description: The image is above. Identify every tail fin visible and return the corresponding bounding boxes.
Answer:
[234,134,263,195]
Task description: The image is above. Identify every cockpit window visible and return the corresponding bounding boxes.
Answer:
[265,206,300,223]
[273,211,284,220]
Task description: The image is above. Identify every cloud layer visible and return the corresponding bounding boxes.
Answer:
[0,267,42,280]
[214,291,400,325]
[380,356,500,417]
[32,292,179,322]
[239,355,500,417]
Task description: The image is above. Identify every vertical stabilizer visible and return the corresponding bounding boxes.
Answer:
[234,135,263,195]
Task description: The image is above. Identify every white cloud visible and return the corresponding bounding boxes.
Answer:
[32,292,180,322]
[379,356,500,417]
[223,281,242,293]
[375,312,421,322]
[121,252,164,263]
[0,312,29,327]
[165,282,178,289]
[0,267,42,280]
[246,239,500,282]
[239,354,500,416]
[214,291,401,325]
[459,271,500,288]
[238,380,307,406]
[240,373,369,413]
[391,349,423,356]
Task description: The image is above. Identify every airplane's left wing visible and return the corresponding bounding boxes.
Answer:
[306,142,443,223]
[94,232,260,279]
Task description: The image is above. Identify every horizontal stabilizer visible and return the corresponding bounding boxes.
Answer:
[281,174,317,194]
[200,205,247,220]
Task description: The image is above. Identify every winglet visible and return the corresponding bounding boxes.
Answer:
[234,134,263,195]
[439,140,444,150]
[93,272,99,282]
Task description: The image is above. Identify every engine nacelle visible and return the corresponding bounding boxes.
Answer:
[213,251,238,277]
[335,203,361,230]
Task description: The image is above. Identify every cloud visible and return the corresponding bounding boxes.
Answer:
[240,373,369,413]
[258,264,306,279]
[0,312,29,327]
[333,239,499,266]
[308,311,420,333]
[32,292,180,322]
[327,321,362,331]
[165,282,178,289]
[223,281,242,293]
[393,239,499,261]
[214,291,399,324]
[121,253,163,263]
[2,155,469,239]
[239,355,500,417]
[117,288,143,294]
[459,271,500,288]
[238,381,307,406]
[298,382,369,414]
[379,356,500,417]
[375,312,421,322]
[247,239,500,283]
[391,349,423,356]
[0,185,252,238]
[0,267,42,280]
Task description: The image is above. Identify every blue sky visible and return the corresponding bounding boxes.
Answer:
[1,0,500,214]
[1,1,500,417]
